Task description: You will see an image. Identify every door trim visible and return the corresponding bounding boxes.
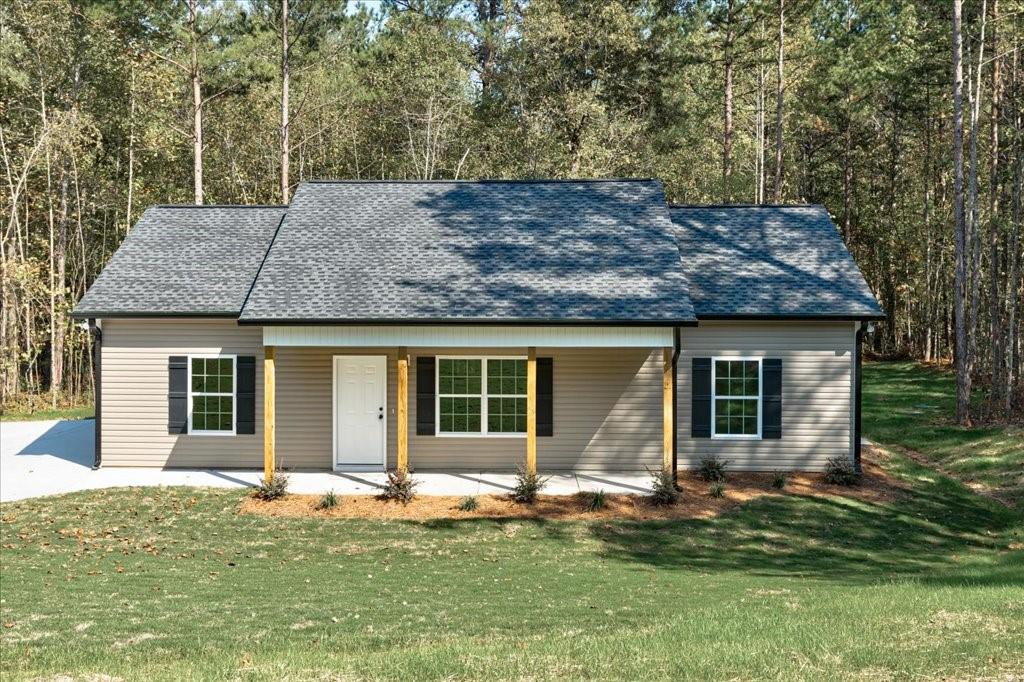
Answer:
[332,354,388,471]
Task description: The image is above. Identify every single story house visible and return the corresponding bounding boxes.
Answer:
[71,179,884,479]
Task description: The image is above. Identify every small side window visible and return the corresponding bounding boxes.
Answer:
[712,358,761,438]
[189,356,236,435]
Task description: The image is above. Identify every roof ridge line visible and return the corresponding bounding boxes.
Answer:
[151,204,288,209]
[668,203,824,209]
[301,178,660,185]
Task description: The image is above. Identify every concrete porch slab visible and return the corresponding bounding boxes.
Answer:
[1,419,654,502]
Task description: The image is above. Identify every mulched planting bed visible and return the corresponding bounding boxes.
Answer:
[240,449,905,521]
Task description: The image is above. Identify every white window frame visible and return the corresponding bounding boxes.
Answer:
[710,356,762,440]
[435,355,528,438]
[187,354,237,436]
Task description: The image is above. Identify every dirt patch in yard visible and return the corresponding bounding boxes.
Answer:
[239,454,906,521]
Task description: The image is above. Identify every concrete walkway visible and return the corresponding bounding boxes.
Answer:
[0,419,654,502]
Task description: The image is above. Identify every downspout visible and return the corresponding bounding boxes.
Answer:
[672,326,681,486]
[88,319,102,469]
[853,321,867,474]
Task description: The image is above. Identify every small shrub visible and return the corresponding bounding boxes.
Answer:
[583,489,607,512]
[697,456,729,482]
[316,490,339,510]
[380,468,419,504]
[648,468,680,506]
[253,471,289,501]
[771,471,787,489]
[511,464,549,503]
[458,495,479,512]
[824,456,862,486]
[709,481,725,498]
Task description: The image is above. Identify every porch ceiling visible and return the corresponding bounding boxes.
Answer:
[261,325,675,348]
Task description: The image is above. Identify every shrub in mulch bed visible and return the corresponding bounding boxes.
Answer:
[648,468,680,506]
[824,456,862,486]
[697,456,729,482]
[379,469,419,504]
[511,464,549,504]
[253,472,289,501]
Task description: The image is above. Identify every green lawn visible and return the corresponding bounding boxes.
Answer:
[0,405,94,422]
[1,362,1022,680]
[1,454,1022,680]
[863,361,1023,507]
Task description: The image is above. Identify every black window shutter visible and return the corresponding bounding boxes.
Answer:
[416,356,435,435]
[168,356,188,434]
[691,357,712,438]
[762,359,783,439]
[537,357,553,437]
[236,356,256,434]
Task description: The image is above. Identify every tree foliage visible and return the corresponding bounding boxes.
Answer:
[1,0,1021,421]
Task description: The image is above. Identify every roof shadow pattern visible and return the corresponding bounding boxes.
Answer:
[239,181,696,324]
[669,205,884,319]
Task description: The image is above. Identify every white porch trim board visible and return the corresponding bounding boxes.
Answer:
[262,325,675,348]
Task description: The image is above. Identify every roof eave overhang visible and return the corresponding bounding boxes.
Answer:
[69,310,240,320]
[695,313,887,322]
[238,317,699,327]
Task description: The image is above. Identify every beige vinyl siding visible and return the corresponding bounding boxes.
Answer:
[677,321,855,471]
[100,318,264,467]
[100,320,855,472]
[276,346,664,472]
[409,348,663,472]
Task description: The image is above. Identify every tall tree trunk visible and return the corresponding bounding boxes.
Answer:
[755,20,766,204]
[773,0,784,202]
[126,64,136,233]
[966,1,986,387]
[722,0,735,203]
[280,0,290,204]
[1007,46,1021,414]
[987,0,1002,410]
[189,0,203,205]
[952,0,972,425]
[476,0,499,99]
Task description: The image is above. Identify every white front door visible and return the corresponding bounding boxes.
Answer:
[333,355,387,468]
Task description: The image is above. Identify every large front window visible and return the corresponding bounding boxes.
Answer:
[437,357,527,436]
[712,358,761,438]
[189,356,236,434]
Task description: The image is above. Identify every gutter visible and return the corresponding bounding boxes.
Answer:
[672,326,681,487]
[88,319,102,469]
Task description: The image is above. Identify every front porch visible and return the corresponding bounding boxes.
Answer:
[258,325,681,481]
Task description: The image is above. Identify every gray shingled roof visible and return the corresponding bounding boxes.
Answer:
[668,205,884,318]
[238,180,696,324]
[72,206,285,318]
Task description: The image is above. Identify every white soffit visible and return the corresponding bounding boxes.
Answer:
[262,325,674,348]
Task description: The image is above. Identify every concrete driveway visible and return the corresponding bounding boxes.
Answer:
[0,419,654,502]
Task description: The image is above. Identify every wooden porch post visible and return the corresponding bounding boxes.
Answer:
[397,347,409,473]
[663,347,674,474]
[263,346,276,482]
[526,346,537,475]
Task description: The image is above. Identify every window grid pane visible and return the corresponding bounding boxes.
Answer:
[714,398,758,436]
[715,360,759,397]
[487,359,527,397]
[440,396,481,433]
[439,359,482,395]
[487,396,526,433]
